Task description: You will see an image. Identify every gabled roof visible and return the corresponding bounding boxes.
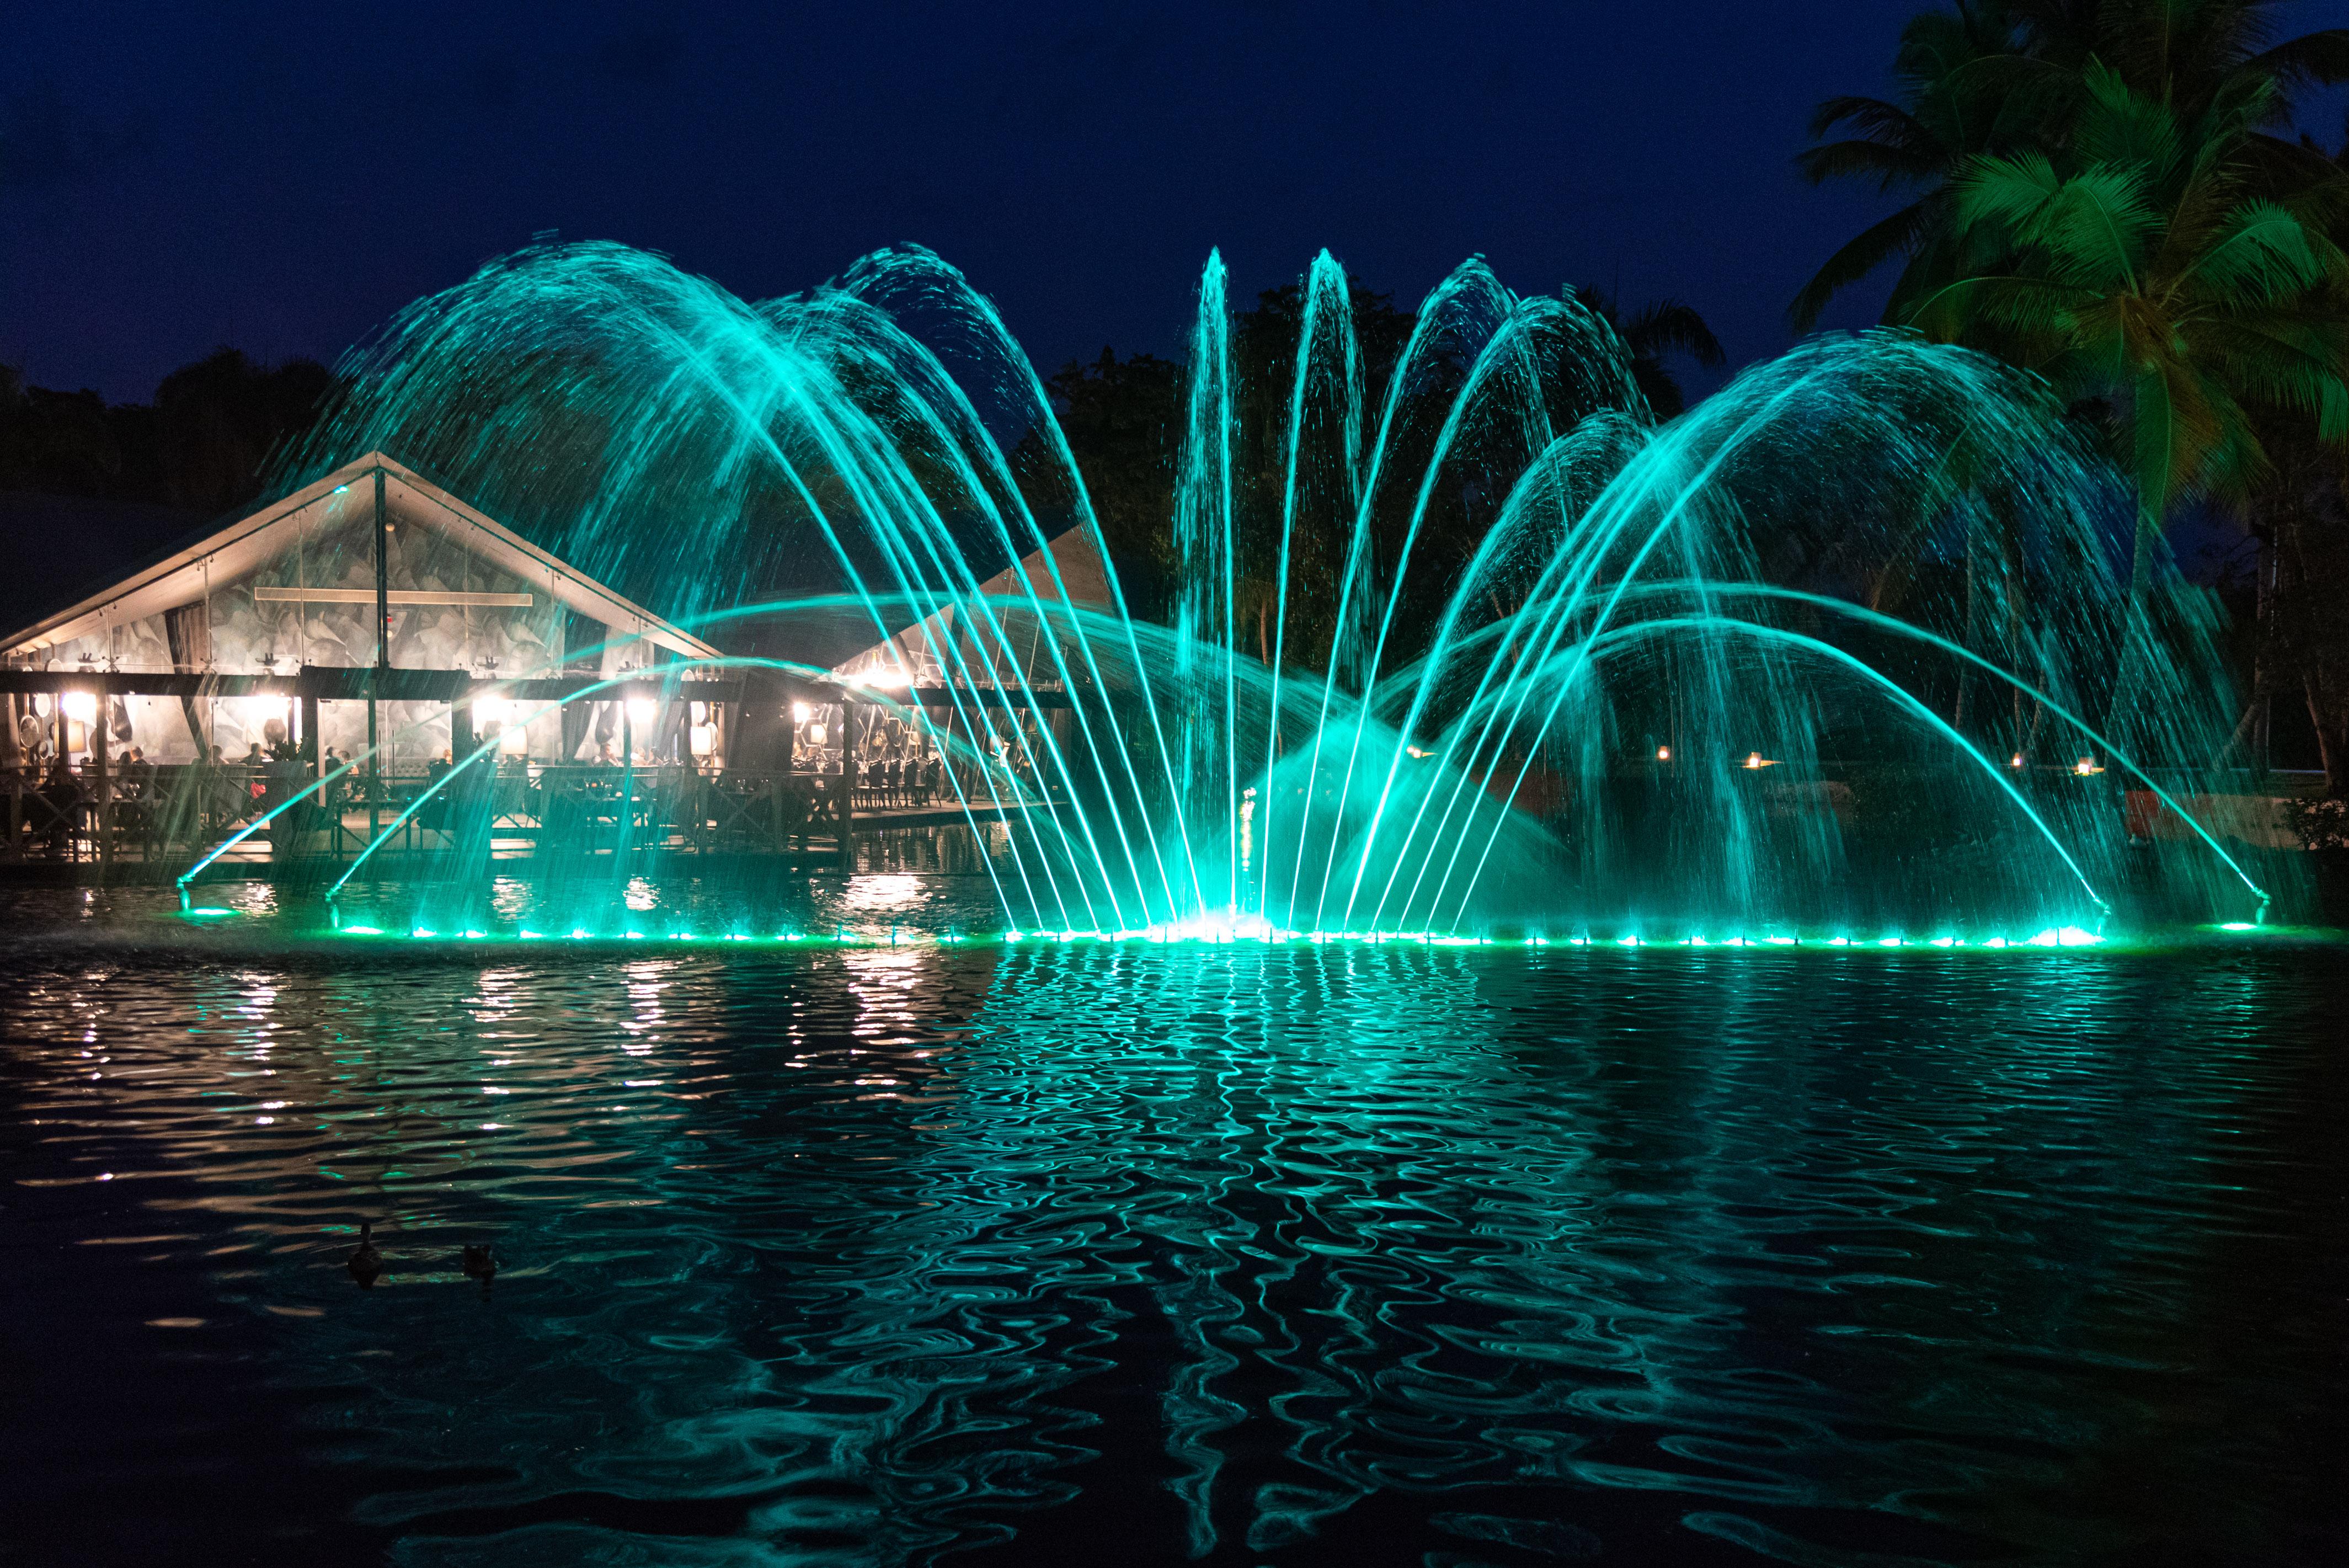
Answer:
[832,522,1113,682]
[1,452,722,663]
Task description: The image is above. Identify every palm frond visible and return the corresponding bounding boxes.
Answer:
[2239,29,2349,97]
[1805,95,1934,147]
[1622,301,1726,367]
[2174,200,2325,304]
[1789,201,1935,332]
[1903,273,2087,344]
[1953,150,2065,230]
[2074,58,2183,178]
[2028,164,2160,287]
[1795,138,1943,191]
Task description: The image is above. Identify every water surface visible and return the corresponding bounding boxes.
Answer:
[3,887,2342,1565]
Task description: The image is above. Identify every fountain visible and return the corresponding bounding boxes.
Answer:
[178,241,2287,943]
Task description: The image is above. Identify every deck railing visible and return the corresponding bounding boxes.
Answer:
[0,761,989,866]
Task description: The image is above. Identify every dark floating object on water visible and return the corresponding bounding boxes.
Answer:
[461,1244,497,1283]
[347,1222,382,1288]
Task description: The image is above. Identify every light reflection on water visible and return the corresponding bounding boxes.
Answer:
[2,888,2343,1566]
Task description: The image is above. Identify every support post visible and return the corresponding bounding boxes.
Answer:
[300,694,321,777]
[366,696,379,851]
[93,676,110,871]
[299,691,321,851]
[840,700,857,870]
[452,695,475,852]
[373,467,391,670]
[620,692,634,858]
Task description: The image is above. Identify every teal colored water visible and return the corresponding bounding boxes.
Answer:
[4,886,2342,1565]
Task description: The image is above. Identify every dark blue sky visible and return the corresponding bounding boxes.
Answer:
[6,1,2342,404]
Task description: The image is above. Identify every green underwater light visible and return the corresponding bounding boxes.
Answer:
[311,919,2161,954]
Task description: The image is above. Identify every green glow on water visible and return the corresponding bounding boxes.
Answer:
[274,915,2329,954]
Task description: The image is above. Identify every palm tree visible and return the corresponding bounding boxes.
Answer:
[1791,2,2349,332]
[1906,63,2348,574]
[1789,3,2048,332]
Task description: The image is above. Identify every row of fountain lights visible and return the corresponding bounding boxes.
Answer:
[264,920,2123,948]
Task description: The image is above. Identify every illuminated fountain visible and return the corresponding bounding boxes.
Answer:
[177,241,2283,944]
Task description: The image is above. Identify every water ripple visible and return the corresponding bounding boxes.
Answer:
[2,893,2343,1564]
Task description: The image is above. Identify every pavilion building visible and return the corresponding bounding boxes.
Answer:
[0,452,727,777]
[1,448,1114,798]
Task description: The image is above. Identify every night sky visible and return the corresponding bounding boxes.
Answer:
[6,1,2345,405]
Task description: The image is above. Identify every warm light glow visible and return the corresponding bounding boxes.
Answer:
[1743,751,1776,770]
[626,696,657,728]
[242,693,290,723]
[473,696,511,724]
[807,721,828,745]
[1655,746,1670,761]
[2011,753,2025,768]
[2073,757,2102,775]
[500,724,528,755]
[689,723,716,758]
[61,690,97,724]
[791,702,813,722]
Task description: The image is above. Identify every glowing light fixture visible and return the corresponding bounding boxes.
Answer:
[61,690,98,724]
